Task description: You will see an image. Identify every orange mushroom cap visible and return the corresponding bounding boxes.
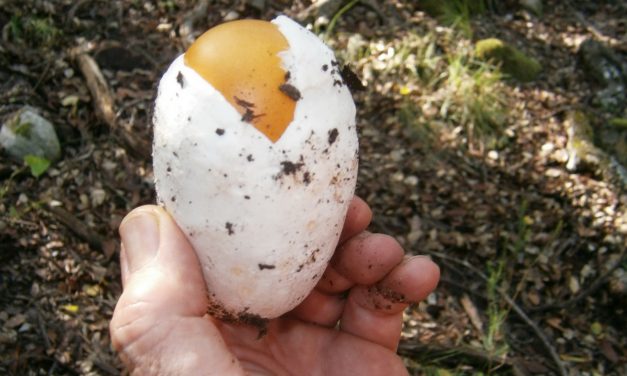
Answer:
[184,20,296,142]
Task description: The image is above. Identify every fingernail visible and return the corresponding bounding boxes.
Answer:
[411,255,433,262]
[119,209,160,273]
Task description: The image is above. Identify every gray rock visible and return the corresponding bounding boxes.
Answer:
[566,111,627,188]
[0,106,61,162]
[579,39,625,86]
[598,118,627,167]
[578,39,627,113]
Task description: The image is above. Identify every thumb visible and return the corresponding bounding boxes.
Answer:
[110,205,244,375]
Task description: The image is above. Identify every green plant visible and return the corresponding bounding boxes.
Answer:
[24,155,51,178]
[511,199,532,254]
[408,34,507,142]
[403,348,476,375]
[0,166,27,215]
[609,118,627,129]
[13,121,33,138]
[338,23,508,148]
[398,101,438,145]
[0,182,10,203]
[325,0,360,40]
[8,14,61,47]
[437,47,506,140]
[406,34,507,142]
[438,0,473,37]
[401,33,442,86]
[483,260,509,360]
[9,15,23,39]
[158,0,177,12]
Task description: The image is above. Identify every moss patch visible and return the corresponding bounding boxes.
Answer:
[609,118,627,129]
[12,121,33,138]
[475,38,541,82]
[9,15,61,47]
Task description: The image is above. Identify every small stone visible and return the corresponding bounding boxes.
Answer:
[79,193,89,210]
[18,323,31,333]
[0,106,61,163]
[391,172,405,182]
[223,11,239,22]
[578,39,626,113]
[578,39,625,87]
[563,328,575,340]
[90,188,107,207]
[30,282,40,297]
[541,142,554,152]
[404,175,419,186]
[389,149,404,162]
[568,275,580,294]
[102,159,117,171]
[545,168,562,178]
[17,193,28,206]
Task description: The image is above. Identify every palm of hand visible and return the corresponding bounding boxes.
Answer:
[110,198,439,375]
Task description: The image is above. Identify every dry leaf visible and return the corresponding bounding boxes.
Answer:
[527,290,541,306]
[61,304,79,314]
[460,294,483,333]
[4,314,26,329]
[599,339,619,363]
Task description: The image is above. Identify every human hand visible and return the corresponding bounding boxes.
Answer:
[110,197,440,375]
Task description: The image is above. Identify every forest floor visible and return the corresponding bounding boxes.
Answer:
[1,1,625,375]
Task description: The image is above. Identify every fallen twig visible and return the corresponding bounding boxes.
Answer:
[47,204,104,251]
[35,304,52,350]
[91,356,119,375]
[426,251,568,376]
[73,49,116,126]
[71,48,151,160]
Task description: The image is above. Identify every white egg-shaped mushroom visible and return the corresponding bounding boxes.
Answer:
[152,16,358,322]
